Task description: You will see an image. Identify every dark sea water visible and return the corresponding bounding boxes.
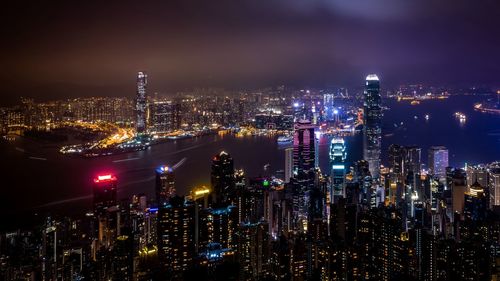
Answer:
[0,95,499,229]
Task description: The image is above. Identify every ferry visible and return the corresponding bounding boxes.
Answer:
[277,135,293,144]
[410,100,421,105]
[454,112,467,122]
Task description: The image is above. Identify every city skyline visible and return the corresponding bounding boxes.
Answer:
[1,1,500,280]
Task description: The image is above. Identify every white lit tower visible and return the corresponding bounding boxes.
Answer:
[330,138,347,199]
[136,71,147,133]
[363,74,382,180]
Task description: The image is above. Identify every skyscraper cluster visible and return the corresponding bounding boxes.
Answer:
[1,75,500,281]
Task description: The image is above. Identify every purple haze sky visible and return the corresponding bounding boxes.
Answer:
[1,0,499,105]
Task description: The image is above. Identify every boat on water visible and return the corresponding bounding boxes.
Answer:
[411,100,421,105]
[277,135,293,144]
[454,112,467,122]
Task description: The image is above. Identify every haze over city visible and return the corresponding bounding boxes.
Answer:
[1,0,500,105]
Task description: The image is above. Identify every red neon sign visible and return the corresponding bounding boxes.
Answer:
[94,174,117,183]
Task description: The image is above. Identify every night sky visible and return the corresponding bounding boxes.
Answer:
[1,0,499,105]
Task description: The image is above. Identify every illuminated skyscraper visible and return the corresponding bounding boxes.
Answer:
[157,196,195,278]
[489,165,500,208]
[330,138,347,198]
[464,181,487,221]
[211,151,235,205]
[93,174,118,212]
[404,146,422,177]
[428,146,449,181]
[136,71,147,133]
[388,144,405,182]
[466,165,488,189]
[293,120,316,176]
[363,74,382,180]
[155,165,175,207]
[284,147,293,183]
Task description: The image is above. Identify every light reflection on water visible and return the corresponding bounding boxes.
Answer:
[0,95,498,225]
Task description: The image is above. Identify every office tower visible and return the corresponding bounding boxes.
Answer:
[363,74,382,180]
[211,151,235,206]
[463,181,487,221]
[285,147,293,183]
[388,144,404,181]
[155,165,175,207]
[157,196,195,278]
[293,120,316,176]
[428,146,449,180]
[42,220,59,280]
[489,164,500,208]
[149,100,181,134]
[404,146,422,177]
[136,71,147,133]
[93,174,118,212]
[466,165,488,188]
[330,138,347,198]
[450,169,467,216]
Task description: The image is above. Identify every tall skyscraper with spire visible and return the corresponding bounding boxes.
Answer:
[363,74,382,180]
[136,71,147,133]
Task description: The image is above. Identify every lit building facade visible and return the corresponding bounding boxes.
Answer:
[136,72,147,133]
[155,165,175,207]
[93,174,118,212]
[293,120,316,176]
[363,74,382,180]
[157,196,195,277]
[490,165,500,207]
[428,146,449,180]
[211,151,235,206]
[284,147,293,183]
[330,138,347,198]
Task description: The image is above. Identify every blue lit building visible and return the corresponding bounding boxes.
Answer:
[330,138,347,199]
[428,146,449,181]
